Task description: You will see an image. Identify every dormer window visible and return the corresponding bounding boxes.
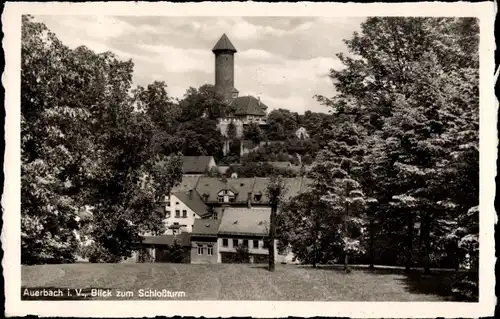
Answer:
[218,189,235,203]
[232,92,238,99]
[254,194,262,202]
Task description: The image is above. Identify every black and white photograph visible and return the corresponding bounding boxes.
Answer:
[3,2,495,318]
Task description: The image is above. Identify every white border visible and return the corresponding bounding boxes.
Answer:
[2,2,496,318]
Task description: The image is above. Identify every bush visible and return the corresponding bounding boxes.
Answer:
[81,242,126,263]
[234,244,251,263]
[450,272,479,301]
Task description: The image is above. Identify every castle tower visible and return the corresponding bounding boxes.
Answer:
[212,34,238,104]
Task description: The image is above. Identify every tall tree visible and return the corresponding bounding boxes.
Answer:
[316,17,479,271]
[265,175,287,271]
[21,16,185,263]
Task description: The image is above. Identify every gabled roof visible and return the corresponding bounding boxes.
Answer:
[192,218,221,237]
[195,177,256,203]
[172,189,208,217]
[231,96,267,116]
[182,156,215,174]
[212,34,237,53]
[218,207,271,236]
[171,175,201,192]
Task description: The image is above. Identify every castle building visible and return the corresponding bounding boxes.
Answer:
[212,34,268,154]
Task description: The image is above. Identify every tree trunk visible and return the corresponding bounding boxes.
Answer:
[423,215,431,274]
[344,201,350,273]
[268,202,277,272]
[369,214,375,269]
[405,211,413,272]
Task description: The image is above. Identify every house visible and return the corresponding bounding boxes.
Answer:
[190,207,279,264]
[190,218,221,264]
[125,232,191,263]
[182,156,217,175]
[170,175,313,210]
[295,127,310,139]
[163,189,209,235]
[217,207,277,264]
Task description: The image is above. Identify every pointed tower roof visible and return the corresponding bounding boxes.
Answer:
[212,34,237,53]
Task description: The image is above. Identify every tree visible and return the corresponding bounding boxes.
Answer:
[316,17,478,273]
[21,16,185,263]
[178,84,233,121]
[313,120,373,272]
[279,192,341,267]
[227,121,238,141]
[266,109,299,141]
[243,122,263,145]
[265,175,288,271]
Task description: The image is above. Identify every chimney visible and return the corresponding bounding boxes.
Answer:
[258,96,261,106]
[247,192,252,208]
[188,189,193,200]
[202,193,209,202]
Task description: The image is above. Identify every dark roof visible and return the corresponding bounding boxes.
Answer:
[171,175,201,192]
[182,156,214,174]
[231,96,267,116]
[192,218,221,237]
[172,189,208,217]
[137,232,191,247]
[195,177,256,203]
[212,34,237,53]
[172,175,313,205]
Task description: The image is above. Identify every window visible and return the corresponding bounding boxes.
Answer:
[175,202,179,205]
[197,245,203,255]
[253,240,259,248]
[174,222,179,226]
[263,240,269,249]
[218,195,224,203]
[213,212,218,220]
[229,196,235,203]
[243,239,248,247]
[166,201,170,207]
[164,210,170,218]
[175,210,180,218]
[233,239,238,247]
[182,210,187,218]
[222,239,228,247]
[207,246,213,256]
[193,213,196,217]
[253,194,262,201]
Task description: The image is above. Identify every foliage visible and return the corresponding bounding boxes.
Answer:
[313,17,479,273]
[21,16,184,264]
[226,121,238,142]
[266,175,288,271]
[279,192,344,266]
[228,161,298,178]
[243,122,264,144]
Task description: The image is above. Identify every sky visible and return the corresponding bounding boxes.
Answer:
[34,16,365,114]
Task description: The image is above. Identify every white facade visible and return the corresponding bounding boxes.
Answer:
[164,194,202,235]
[217,237,278,256]
[295,127,310,139]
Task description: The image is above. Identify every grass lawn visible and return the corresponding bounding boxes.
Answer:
[22,263,460,301]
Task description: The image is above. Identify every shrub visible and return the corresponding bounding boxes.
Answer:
[450,271,479,301]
